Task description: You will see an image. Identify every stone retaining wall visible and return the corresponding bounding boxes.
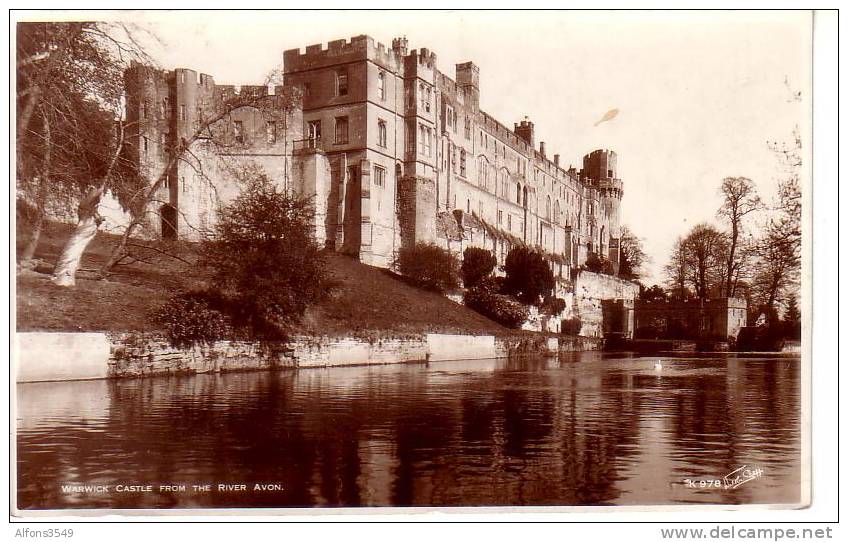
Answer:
[15,331,604,383]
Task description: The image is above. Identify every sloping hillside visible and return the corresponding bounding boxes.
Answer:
[16,220,509,336]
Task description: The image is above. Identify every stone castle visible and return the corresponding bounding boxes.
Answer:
[125,34,623,274]
[123,34,637,336]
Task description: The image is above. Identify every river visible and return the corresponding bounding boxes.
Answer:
[15,352,801,509]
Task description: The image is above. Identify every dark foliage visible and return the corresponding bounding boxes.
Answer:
[541,295,567,316]
[394,242,460,293]
[464,277,529,329]
[560,317,582,335]
[639,284,668,302]
[200,174,328,342]
[782,294,801,340]
[503,246,555,305]
[461,247,497,288]
[584,251,614,275]
[152,290,234,349]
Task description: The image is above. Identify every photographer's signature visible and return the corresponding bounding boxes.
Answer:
[683,465,765,490]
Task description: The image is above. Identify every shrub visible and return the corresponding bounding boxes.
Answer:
[585,252,615,275]
[541,295,567,316]
[152,291,234,349]
[464,277,529,329]
[560,317,582,335]
[394,242,460,293]
[201,170,329,342]
[461,247,497,288]
[503,246,555,305]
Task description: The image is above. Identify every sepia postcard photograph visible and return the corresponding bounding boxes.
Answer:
[9,8,835,526]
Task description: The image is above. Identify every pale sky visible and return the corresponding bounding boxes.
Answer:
[122,10,811,285]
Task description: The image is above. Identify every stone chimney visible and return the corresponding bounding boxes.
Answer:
[540,141,546,158]
[554,154,560,167]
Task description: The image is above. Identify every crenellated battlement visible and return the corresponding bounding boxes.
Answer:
[283,34,401,73]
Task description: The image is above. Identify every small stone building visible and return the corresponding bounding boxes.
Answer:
[634,298,748,341]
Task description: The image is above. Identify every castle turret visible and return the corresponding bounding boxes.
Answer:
[514,118,535,149]
[456,61,479,110]
[581,149,623,270]
[391,36,408,56]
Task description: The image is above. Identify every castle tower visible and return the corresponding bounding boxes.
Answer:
[455,61,479,111]
[581,149,623,269]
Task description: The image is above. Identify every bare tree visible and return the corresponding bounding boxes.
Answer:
[682,223,727,300]
[618,225,647,280]
[750,178,801,323]
[664,237,689,300]
[16,21,150,272]
[664,224,727,301]
[749,128,802,324]
[717,176,761,297]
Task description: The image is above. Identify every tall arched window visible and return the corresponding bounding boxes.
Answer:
[517,183,522,205]
[554,200,561,224]
[377,71,386,100]
[545,196,552,220]
[600,225,606,256]
[478,156,488,188]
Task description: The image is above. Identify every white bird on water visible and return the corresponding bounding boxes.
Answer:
[654,360,664,371]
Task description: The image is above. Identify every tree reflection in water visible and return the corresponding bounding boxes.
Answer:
[16,354,800,509]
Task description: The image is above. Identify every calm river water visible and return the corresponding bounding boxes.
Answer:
[16,353,801,509]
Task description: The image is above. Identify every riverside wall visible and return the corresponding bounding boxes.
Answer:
[15,331,603,383]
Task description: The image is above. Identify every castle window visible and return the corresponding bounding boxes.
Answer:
[334,116,349,144]
[160,100,166,118]
[418,124,431,156]
[142,136,149,156]
[140,101,147,119]
[180,72,186,84]
[464,117,471,139]
[419,84,431,112]
[554,200,561,225]
[508,214,512,231]
[498,210,503,225]
[179,104,186,121]
[545,196,552,220]
[308,120,321,143]
[336,69,348,96]
[303,82,311,97]
[266,121,277,144]
[233,120,244,144]
[374,165,386,187]
[477,156,488,188]
[608,169,613,178]
[478,200,483,217]
[377,72,385,100]
[466,199,470,213]
[377,120,387,147]
[460,149,466,177]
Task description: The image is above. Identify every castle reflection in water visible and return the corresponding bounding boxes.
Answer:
[16,353,801,509]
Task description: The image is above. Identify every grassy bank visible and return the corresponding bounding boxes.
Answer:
[16,220,510,336]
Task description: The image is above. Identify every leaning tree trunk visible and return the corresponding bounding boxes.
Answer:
[51,187,103,287]
[50,124,124,287]
[20,106,51,265]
